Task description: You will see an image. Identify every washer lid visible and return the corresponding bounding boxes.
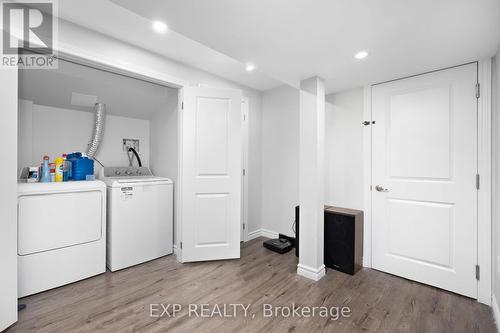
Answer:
[105,177,173,187]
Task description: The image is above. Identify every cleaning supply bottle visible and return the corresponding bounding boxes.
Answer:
[49,163,56,182]
[62,154,70,181]
[40,156,51,182]
[55,156,64,182]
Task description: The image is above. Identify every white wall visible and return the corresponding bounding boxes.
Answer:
[325,89,364,210]
[247,97,263,234]
[261,85,300,237]
[150,89,179,243]
[18,101,150,175]
[0,68,18,331]
[493,48,500,303]
[259,86,365,236]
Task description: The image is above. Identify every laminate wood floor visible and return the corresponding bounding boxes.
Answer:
[8,238,496,333]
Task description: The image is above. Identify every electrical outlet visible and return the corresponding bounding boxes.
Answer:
[123,138,140,152]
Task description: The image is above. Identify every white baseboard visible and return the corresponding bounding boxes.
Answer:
[247,228,280,240]
[492,295,500,333]
[173,244,177,255]
[261,228,279,239]
[247,229,261,240]
[297,263,326,281]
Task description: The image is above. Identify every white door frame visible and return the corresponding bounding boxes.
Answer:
[363,60,492,305]
[241,96,249,242]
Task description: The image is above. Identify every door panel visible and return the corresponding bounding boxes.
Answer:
[196,98,229,175]
[181,87,242,262]
[388,84,452,180]
[372,63,478,298]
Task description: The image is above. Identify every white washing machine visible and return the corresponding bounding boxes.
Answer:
[17,181,106,298]
[99,167,173,271]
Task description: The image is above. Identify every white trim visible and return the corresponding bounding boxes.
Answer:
[247,229,261,241]
[54,42,187,88]
[364,61,493,304]
[176,89,184,263]
[173,245,178,255]
[246,228,280,240]
[477,59,492,305]
[261,228,280,239]
[362,86,372,268]
[492,295,500,333]
[241,96,250,242]
[297,264,326,281]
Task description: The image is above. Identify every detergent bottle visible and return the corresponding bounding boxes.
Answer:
[62,153,70,181]
[55,156,64,182]
[40,156,51,182]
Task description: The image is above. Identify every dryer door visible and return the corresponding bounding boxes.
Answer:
[18,190,103,255]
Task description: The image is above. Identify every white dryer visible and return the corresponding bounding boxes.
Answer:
[99,167,173,271]
[17,181,106,298]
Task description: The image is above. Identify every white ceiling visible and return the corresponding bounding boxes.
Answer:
[55,0,283,92]
[19,58,173,120]
[110,0,500,93]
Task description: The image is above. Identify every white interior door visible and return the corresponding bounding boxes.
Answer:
[371,63,478,298]
[180,87,242,262]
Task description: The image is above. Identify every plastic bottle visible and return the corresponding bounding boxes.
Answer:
[40,156,51,182]
[62,154,70,181]
[55,156,64,182]
[49,163,55,182]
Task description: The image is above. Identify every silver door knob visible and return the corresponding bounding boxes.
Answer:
[375,185,389,192]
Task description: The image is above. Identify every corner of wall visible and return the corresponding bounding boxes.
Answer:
[494,48,500,305]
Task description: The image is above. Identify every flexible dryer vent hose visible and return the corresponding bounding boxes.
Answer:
[86,103,106,158]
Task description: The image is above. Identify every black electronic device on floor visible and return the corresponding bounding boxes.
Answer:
[295,205,299,257]
[263,238,293,254]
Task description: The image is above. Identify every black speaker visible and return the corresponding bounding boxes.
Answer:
[295,205,363,275]
[324,206,363,275]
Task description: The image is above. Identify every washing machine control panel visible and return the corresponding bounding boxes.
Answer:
[102,166,153,178]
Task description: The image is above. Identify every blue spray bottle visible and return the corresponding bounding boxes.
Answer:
[40,156,51,182]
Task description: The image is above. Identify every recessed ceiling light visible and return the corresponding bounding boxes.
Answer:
[152,20,168,33]
[355,51,368,59]
[245,64,256,72]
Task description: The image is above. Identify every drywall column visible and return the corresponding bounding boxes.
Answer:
[297,77,326,281]
[0,68,18,330]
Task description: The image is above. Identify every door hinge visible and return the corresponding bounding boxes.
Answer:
[476,83,480,99]
[243,223,245,230]
[243,114,246,121]
[180,242,183,250]
[243,169,246,176]
[181,102,184,109]
[476,174,480,190]
[476,265,480,280]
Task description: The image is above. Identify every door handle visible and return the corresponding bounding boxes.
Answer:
[375,185,389,192]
